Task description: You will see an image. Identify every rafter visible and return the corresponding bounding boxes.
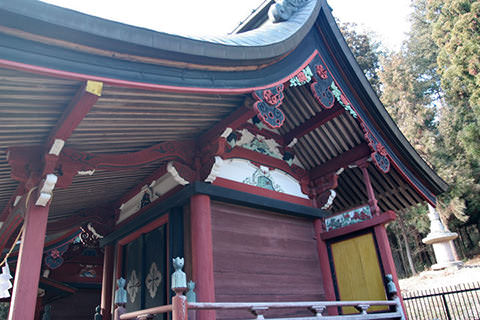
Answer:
[284,104,345,145]
[198,97,256,146]
[310,142,370,180]
[43,80,103,175]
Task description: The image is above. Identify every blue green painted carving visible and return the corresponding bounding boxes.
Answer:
[324,205,372,231]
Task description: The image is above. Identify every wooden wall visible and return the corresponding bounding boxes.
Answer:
[211,202,325,319]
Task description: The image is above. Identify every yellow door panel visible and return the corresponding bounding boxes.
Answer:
[331,233,387,314]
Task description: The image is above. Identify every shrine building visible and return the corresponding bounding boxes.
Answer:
[0,0,447,319]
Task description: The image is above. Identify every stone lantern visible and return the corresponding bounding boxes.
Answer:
[422,205,463,270]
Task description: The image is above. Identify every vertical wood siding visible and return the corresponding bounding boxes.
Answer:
[211,202,325,319]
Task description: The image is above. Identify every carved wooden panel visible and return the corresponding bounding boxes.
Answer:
[211,202,325,319]
[123,225,167,319]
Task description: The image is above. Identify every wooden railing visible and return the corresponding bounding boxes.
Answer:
[119,300,404,320]
[112,258,405,320]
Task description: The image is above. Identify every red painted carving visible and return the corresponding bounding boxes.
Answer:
[316,64,328,80]
[360,123,390,173]
[296,70,308,83]
[263,89,282,105]
[309,173,338,209]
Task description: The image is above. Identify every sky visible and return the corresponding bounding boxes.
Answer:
[41,0,413,51]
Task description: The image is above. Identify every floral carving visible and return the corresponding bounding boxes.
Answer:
[316,64,328,80]
[324,206,372,231]
[252,85,285,128]
[290,66,313,87]
[243,166,283,192]
[145,262,162,298]
[44,242,70,269]
[127,270,140,303]
[361,123,390,173]
[310,63,335,109]
[330,82,357,118]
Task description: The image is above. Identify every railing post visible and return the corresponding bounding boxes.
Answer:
[172,257,188,320]
[250,307,268,320]
[94,305,103,320]
[386,274,406,320]
[186,281,197,320]
[309,305,326,317]
[113,278,127,320]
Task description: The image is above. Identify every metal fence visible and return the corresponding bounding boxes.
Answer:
[402,282,480,320]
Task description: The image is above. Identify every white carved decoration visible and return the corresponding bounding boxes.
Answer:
[243,166,283,192]
[167,162,189,186]
[216,158,308,199]
[127,269,140,303]
[36,174,58,206]
[235,129,283,160]
[87,223,103,239]
[117,166,190,224]
[204,156,224,183]
[320,190,337,210]
[145,262,162,298]
[77,170,95,176]
[48,138,65,156]
[220,127,233,138]
[287,138,298,148]
[235,129,255,146]
[13,196,22,207]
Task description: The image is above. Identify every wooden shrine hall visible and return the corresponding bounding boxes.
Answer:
[0,0,447,319]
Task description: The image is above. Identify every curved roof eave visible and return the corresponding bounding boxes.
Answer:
[319,2,448,196]
[0,0,321,64]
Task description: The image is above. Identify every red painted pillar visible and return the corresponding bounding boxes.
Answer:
[359,162,380,215]
[8,200,50,320]
[313,219,338,316]
[101,244,115,320]
[190,194,215,320]
[374,224,407,318]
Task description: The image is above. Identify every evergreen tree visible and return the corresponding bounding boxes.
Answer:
[428,0,480,158]
[426,0,480,228]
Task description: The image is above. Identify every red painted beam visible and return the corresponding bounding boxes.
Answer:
[284,105,345,144]
[7,140,196,188]
[309,143,370,180]
[42,80,103,176]
[48,81,102,144]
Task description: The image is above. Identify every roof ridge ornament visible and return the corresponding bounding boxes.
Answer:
[269,0,311,23]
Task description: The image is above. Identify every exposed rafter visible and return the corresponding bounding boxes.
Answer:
[310,143,370,180]
[284,104,345,145]
[197,97,256,146]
